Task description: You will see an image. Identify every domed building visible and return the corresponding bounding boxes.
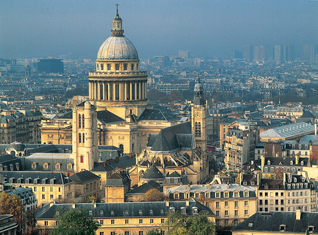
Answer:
[88,7,148,119]
[41,7,180,156]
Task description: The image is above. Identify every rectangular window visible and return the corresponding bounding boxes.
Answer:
[139,219,143,224]
[125,232,129,235]
[107,64,111,70]
[244,201,248,206]
[150,219,154,224]
[235,201,238,207]
[161,219,165,223]
[245,210,248,215]
[111,232,115,235]
[235,210,238,216]
[216,211,219,217]
[225,210,228,216]
[50,195,53,199]
[115,64,119,70]
[111,220,115,224]
[45,221,48,226]
[216,201,219,208]
[124,64,128,70]
[42,187,45,192]
[100,220,103,225]
[115,84,119,100]
[34,187,37,192]
[139,232,143,235]
[50,187,53,192]
[131,64,134,71]
[225,201,228,207]
[125,219,129,224]
[42,194,45,199]
[100,233,104,235]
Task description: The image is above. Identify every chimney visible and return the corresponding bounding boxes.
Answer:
[72,203,75,209]
[93,200,96,208]
[186,201,190,206]
[296,209,301,220]
[315,124,317,135]
[295,154,299,165]
[261,155,265,171]
[166,201,169,207]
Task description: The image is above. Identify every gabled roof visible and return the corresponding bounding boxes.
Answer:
[105,171,130,187]
[125,180,161,195]
[150,122,192,152]
[141,165,165,180]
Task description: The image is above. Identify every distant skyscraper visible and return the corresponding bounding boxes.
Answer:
[232,50,243,60]
[283,45,294,62]
[253,46,265,63]
[178,50,190,59]
[243,45,253,62]
[274,45,282,63]
[303,45,315,61]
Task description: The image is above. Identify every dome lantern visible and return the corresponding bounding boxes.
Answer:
[111,3,124,37]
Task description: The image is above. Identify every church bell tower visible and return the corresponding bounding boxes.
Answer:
[191,77,207,152]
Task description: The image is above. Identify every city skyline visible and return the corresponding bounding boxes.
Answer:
[1,0,318,59]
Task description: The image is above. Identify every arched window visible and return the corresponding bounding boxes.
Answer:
[79,133,81,143]
[55,163,60,170]
[82,133,85,143]
[67,163,72,170]
[43,163,49,170]
[31,162,37,169]
[195,122,201,137]
[101,64,104,71]
[80,156,84,163]
[82,114,85,128]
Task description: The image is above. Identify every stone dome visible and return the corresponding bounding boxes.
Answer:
[7,141,25,152]
[97,36,139,60]
[194,82,203,92]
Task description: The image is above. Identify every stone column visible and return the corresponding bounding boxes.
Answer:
[104,82,107,101]
[108,82,111,100]
[135,82,138,100]
[139,82,142,100]
[113,83,116,101]
[89,82,91,99]
[130,82,133,100]
[97,82,100,100]
[124,82,127,100]
[144,81,147,99]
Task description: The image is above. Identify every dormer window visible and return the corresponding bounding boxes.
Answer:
[251,181,255,186]
[308,225,314,233]
[267,160,270,165]
[280,224,286,231]
[215,192,220,198]
[290,161,293,166]
[181,207,186,215]
[43,163,49,170]
[111,210,115,216]
[169,207,175,213]
[224,192,229,198]
[192,207,198,215]
[139,210,142,216]
[31,162,37,169]
[293,177,297,183]
[89,210,92,216]
[100,210,104,215]
[149,210,153,216]
[243,181,247,186]
[301,161,304,166]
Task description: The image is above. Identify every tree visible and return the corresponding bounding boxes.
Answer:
[144,188,165,202]
[51,209,100,235]
[0,192,25,234]
[166,212,215,235]
[146,229,164,235]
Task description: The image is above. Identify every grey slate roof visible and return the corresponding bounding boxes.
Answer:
[105,171,130,187]
[0,171,73,185]
[232,211,318,233]
[141,165,165,180]
[150,122,192,152]
[138,106,178,121]
[125,180,161,195]
[92,155,136,172]
[97,110,124,123]
[70,170,100,184]
[37,199,214,219]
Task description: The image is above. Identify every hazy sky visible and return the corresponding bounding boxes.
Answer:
[1,0,317,59]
